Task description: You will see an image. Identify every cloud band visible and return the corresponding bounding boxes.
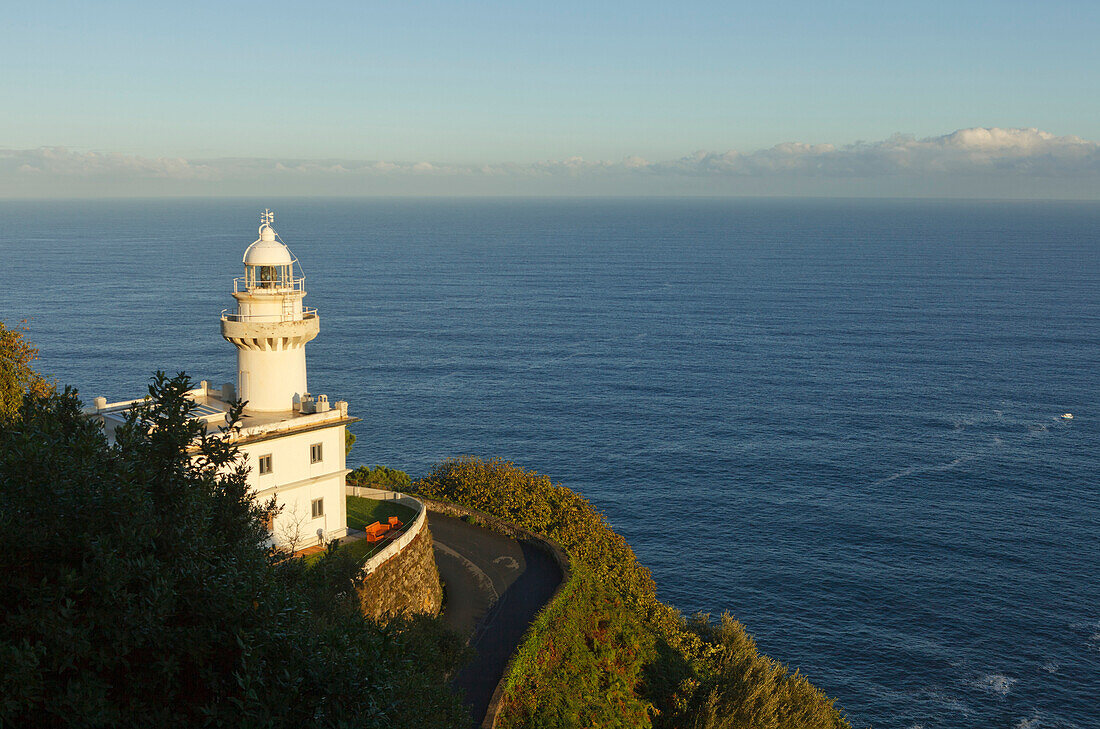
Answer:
[4,128,1099,198]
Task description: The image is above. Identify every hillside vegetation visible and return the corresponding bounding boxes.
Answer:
[0,369,468,728]
[416,456,851,729]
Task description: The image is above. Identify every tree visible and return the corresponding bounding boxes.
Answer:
[276,499,310,554]
[345,428,356,457]
[347,464,412,491]
[0,372,468,728]
[0,321,53,421]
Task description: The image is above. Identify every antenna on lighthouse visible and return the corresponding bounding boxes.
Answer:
[261,209,274,227]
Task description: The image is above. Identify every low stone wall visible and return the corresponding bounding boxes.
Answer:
[347,486,444,621]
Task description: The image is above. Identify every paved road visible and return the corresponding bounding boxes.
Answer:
[429,513,563,728]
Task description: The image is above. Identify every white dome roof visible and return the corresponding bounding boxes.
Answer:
[243,223,294,266]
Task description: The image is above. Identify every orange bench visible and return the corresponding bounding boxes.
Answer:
[364,521,390,543]
[388,516,402,529]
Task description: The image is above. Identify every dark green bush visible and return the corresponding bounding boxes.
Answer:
[0,373,467,729]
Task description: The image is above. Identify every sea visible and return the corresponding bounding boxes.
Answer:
[1,198,1097,729]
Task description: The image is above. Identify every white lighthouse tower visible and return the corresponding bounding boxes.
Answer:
[220,210,319,412]
[91,210,355,550]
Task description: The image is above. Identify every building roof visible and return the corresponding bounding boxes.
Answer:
[90,383,357,447]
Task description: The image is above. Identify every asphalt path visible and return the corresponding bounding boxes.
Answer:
[429,513,563,728]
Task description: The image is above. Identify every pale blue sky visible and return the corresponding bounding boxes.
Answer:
[3,0,1098,164]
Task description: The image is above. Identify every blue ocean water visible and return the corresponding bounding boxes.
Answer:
[1,198,1097,728]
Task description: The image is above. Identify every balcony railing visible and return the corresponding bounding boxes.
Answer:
[233,276,306,294]
[221,308,317,323]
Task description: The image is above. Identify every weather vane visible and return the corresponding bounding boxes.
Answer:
[261,209,274,227]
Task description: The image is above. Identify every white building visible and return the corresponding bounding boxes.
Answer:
[91,211,355,549]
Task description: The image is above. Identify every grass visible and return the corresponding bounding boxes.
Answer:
[303,496,419,567]
[324,536,377,566]
[346,495,417,532]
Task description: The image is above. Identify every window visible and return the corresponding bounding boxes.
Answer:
[311,498,324,519]
[310,443,323,464]
[258,454,273,475]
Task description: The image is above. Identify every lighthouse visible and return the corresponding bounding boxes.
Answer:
[220,210,319,412]
[91,210,355,550]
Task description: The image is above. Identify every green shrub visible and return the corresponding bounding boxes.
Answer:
[680,615,850,729]
[0,320,54,421]
[348,464,412,491]
[497,565,656,729]
[415,457,850,729]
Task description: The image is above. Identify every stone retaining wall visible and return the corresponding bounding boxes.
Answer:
[357,527,443,621]
[347,486,444,621]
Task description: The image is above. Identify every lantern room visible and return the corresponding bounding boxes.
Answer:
[239,210,302,293]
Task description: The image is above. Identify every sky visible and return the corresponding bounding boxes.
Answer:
[3,0,1100,197]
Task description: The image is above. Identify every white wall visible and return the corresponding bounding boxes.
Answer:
[239,423,348,548]
[261,472,347,549]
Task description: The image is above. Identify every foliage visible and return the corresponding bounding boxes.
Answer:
[347,464,412,491]
[497,565,656,729]
[0,373,468,729]
[345,428,356,457]
[304,532,379,568]
[681,615,850,729]
[416,457,655,602]
[415,457,850,729]
[0,321,54,421]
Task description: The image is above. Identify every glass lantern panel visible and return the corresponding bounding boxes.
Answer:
[259,265,277,288]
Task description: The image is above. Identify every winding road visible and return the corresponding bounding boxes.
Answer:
[429,512,563,728]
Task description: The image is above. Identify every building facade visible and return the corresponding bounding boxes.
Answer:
[91,211,355,549]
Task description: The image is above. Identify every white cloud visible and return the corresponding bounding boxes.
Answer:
[3,128,1100,197]
[0,146,220,180]
[648,128,1100,177]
